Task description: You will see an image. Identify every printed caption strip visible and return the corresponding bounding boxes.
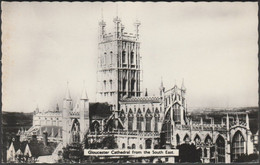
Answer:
[84,149,179,157]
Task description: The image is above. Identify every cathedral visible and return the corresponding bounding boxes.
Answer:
[11,15,258,163]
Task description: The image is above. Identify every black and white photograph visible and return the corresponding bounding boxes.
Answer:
[1,1,259,163]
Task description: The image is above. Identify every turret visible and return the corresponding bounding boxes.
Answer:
[63,82,73,118]
[113,16,122,39]
[79,84,90,141]
[99,10,106,41]
[134,19,141,40]
[159,77,165,97]
[62,82,73,146]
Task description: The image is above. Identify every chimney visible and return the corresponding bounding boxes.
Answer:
[43,132,48,146]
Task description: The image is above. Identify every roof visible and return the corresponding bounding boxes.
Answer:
[120,96,161,103]
[8,139,58,157]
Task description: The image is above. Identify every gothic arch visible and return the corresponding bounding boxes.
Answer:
[231,130,246,162]
[137,109,143,131]
[162,110,171,143]
[145,109,152,131]
[154,108,160,132]
[71,119,80,143]
[183,134,190,142]
[216,135,225,162]
[91,121,100,132]
[193,134,202,145]
[204,134,213,145]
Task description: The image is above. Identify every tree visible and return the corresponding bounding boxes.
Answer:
[176,143,201,162]
[102,136,118,149]
[62,143,84,163]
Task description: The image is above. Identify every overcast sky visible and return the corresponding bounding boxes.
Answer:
[2,2,258,112]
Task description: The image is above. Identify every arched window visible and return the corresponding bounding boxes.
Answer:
[91,121,100,133]
[109,80,113,90]
[122,143,125,149]
[194,134,201,145]
[204,135,212,146]
[140,144,142,149]
[176,134,180,145]
[104,52,107,65]
[71,119,80,143]
[137,109,143,131]
[154,109,160,132]
[132,144,136,149]
[216,135,225,162]
[122,51,126,64]
[183,134,190,143]
[131,79,135,92]
[232,131,245,162]
[204,148,208,157]
[110,51,113,65]
[174,104,181,123]
[162,110,171,143]
[128,109,134,131]
[103,80,106,91]
[145,109,152,131]
[130,51,134,64]
[119,110,125,124]
[145,139,152,149]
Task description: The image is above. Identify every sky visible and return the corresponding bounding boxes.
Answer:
[2,2,258,112]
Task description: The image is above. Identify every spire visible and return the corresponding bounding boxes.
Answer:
[160,77,164,88]
[101,7,103,20]
[236,114,239,125]
[81,81,88,100]
[145,88,148,96]
[246,112,249,129]
[181,78,186,91]
[116,3,118,18]
[65,81,72,100]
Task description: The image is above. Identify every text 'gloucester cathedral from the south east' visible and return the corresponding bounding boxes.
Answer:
[16,15,257,163]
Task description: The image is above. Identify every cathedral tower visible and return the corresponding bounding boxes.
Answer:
[96,16,142,110]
